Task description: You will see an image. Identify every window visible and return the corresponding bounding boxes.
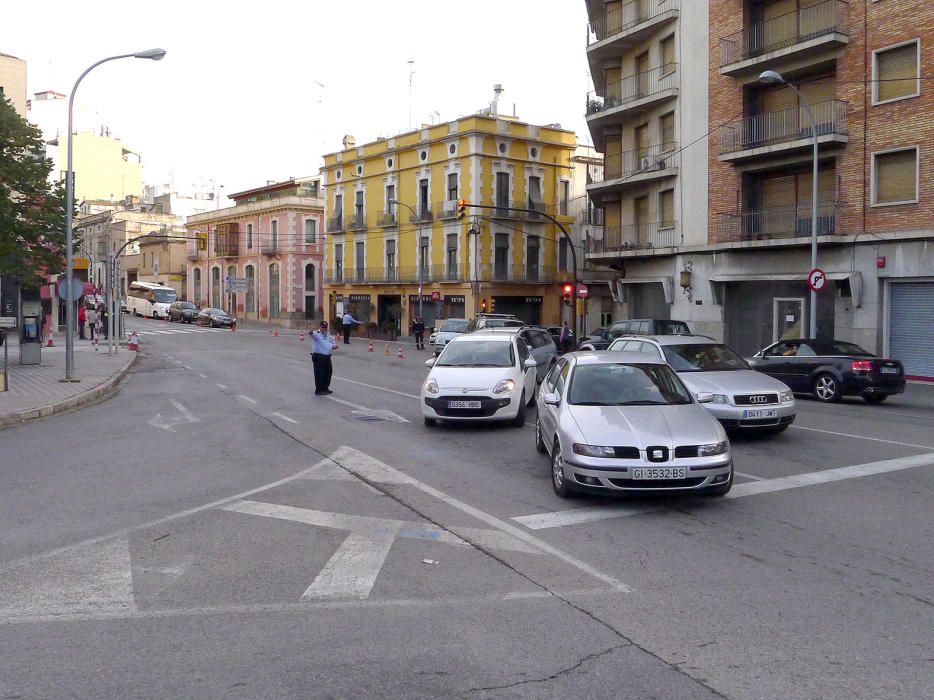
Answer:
[270,219,278,247]
[447,173,458,201]
[334,244,343,282]
[418,179,430,217]
[494,233,509,280]
[558,237,569,273]
[528,176,543,213]
[385,239,396,278]
[659,189,675,227]
[526,235,540,281]
[660,35,675,74]
[211,267,221,308]
[304,264,316,320]
[446,234,458,279]
[193,268,202,306]
[227,264,236,309]
[873,148,918,205]
[385,184,395,211]
[245,265,255,313]
[304,218,317,244]
[419,235,429,274]
[559,180,570,215]
[874,41,919,104]
[660,112,675,150]
[355,241,365,282]
[269,263,280,319]
[496,172,510,208]
[247,223,253,249]
[334,194,343,227]
[354,191,364,222]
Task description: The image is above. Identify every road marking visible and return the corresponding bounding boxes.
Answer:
[304,530,400,600]
[325,396,409,423]
[174,360,184,365]
[735,471,765,481]
[331,447,629,592]
[512,452,934,530]
[790,425,934,450]
[271,412,298,424]
[216,383,228,390]
[237,395,257,404]
[146,400,200,433]
[333,376,420,400]
[198,373,206,378]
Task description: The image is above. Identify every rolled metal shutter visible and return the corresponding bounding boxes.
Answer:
[890,282,934,379]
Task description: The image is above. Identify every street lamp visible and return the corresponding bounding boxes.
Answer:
[63,48,166,381]
[759,69,819,339]
[388,199,426,318]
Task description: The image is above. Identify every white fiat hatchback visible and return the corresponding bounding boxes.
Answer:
[422,332,538,427]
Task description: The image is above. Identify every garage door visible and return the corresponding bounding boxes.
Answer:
[889,282,934,379]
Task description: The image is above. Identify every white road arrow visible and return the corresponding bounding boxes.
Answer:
[147,400,200,432]
[324,395,410,423]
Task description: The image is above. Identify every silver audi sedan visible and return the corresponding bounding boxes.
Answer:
[535,352,733,498]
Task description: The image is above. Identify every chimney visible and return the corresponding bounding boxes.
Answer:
[492,84,504,118]
[342,134,356,149]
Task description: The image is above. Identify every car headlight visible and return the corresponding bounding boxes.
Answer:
[780,390,794,403]
[710,394,730,404]
[492,379,516,395]
[697,441,728,457]
[424,378,440,395]
[573,444,616,458]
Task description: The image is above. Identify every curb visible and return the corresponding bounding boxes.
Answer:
[0,352,138,430]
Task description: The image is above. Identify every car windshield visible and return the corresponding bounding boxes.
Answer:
[484,319,523,328]
[658,321,691,334]
[439,319,468,333]
[568,363,692,406]
[437,341,515,367]
[828,341,872,356]
[153,288,177,303]
[664,344,749,372]
[180,303,196,310]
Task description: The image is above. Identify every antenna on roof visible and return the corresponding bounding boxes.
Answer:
[407,60,416,130]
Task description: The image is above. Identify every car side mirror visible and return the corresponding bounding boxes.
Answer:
[695,392,714,404]
[524,358,537,368]
[424,358,435,368]
[542,392,560,406]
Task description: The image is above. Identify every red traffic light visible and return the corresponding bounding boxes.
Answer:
[562,283,573,295]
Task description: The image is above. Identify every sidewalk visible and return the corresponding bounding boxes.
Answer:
[0,340,136,430]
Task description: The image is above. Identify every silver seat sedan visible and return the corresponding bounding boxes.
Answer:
[536,352,733,498]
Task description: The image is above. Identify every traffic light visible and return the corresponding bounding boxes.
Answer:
[456,198,468,220]
[562,283,573,306]
[197,232,208,251]
[489,297,495,312]
[481,298,488,312]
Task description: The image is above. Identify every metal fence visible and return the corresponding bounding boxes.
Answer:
[588,0,680,45]
[712,202,839,243]
[587,223,680,253]
[719,100,848,155]
[598,142,679,182]
[587,64,679,115]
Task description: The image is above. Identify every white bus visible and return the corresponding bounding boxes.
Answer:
[127,281,177,319]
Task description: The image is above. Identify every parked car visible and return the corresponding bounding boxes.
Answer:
[608,335,795,433]
[466,313,525,332]
[168,301,199,323]
[484,326,558,382]
[577,327,607,348]
[429,317,469,355]
[747,339,905,403]
[421,331,538,427]
[546,326,575,352]
[536,352,733,498]
[197,308,235,328]
[579,319,693,351]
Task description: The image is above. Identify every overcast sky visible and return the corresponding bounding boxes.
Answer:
[3,0,593,196]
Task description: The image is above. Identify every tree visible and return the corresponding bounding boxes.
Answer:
[0,96,69,289]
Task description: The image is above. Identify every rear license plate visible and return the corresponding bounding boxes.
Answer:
[743,409,778,419]
[631,467,687,480]
[879,367,898,374]
[448,400,481,409]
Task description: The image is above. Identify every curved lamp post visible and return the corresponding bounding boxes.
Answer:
[64,48,166,380]
[759,69,819,339]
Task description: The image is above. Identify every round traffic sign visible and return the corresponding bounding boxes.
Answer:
[808,268,827,292]
[56,276,85,301]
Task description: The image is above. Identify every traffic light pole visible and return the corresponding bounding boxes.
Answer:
[464,204,579,340]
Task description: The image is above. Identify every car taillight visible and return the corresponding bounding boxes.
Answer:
[851,360,873,372]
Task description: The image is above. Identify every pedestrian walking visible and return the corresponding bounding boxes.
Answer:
[78,303,87,339]
[411,315,426,350]
[341,311,362,344]
[87,305,98,341]
[559,321,572,354]
[311,320,336,395]
[99,304,109,340]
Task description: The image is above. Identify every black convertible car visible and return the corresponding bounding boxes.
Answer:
[747,339,905,403]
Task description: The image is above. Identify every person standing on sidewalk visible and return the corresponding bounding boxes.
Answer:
[87,305,98,342]
[78,303,87,339]
[411,315,426,350]
[311,320,336,395]
[341,311,362,344]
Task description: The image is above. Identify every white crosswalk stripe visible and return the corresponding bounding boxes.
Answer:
[132,327,226,336]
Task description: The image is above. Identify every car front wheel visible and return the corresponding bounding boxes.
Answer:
[535,417,547,454]
[813,373,842,402]
[510,392,527,427]
[551,441,575,498]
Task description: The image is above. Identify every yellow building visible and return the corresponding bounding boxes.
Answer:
[48,131,143,203]
[0,52,27,117]
[321,115,577,335]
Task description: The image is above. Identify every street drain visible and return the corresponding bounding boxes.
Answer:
[343,413,389,423]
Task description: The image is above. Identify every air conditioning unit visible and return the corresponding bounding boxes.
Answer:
[640,157,652,171]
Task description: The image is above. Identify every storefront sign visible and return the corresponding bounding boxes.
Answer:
[348,294,371,301]
[444,296,466,304]
[430,291,441,301]
[524,297,543,304]
[408,294,435,302]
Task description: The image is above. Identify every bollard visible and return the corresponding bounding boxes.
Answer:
[383,343,390,356]
[368,339,374,352]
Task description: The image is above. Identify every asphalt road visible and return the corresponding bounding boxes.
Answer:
[1,317,931,699]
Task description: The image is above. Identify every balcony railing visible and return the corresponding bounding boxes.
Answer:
[578,208,604,226]
[325,264,466,285]
[587,223,680,254]
[436,200,460,219]
[260,240,279,255]
[719,99,848,155]
[712,202,839,243]
[586,64,678,116]
[409,206,434,224]
[348,213,367,231]
[479,263,556,284]
[215,237,239,258]
[377,210,398,227]
[186,250,201,261]
[720,0,849,67]
[598,142,679,183]
[588,0,680,45]
[328,216,344,232]
[488,200,557,220]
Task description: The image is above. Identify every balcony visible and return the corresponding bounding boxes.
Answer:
[719,100,848,162]
[586,65,679,140]
[408,206,434,224]
[186,250,201,261]
[436,200,459,220]
[348,213,367,231]
[377,210,399,227]
[328,216,344,233]
[260,240,279,255]
[215,237,239,258]
[488,200,556,221]
[589,142,679,200]
[587,0,680,90]
[712,202,839,244]
[324,265,466,285]
[586,222,680,255]
[578,208,604,226]
[720,0,849,76]
[478,263,556,284]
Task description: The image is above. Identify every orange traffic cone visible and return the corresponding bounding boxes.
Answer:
[383,343,390,356]
[367,339,374,352]
[46,334,54,347]
[397,345,405,359]
[300,331,305,341]
[273,328,279,337]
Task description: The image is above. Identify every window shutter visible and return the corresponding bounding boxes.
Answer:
[659,190,675,224]
[877,44,918,102]
[876,150,917,203]
[661,113,675,149]
[762,85,796,113]
[761,175,796,209]
[661,35,675,73]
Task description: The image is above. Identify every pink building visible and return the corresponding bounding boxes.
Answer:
[186,178,325,327]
